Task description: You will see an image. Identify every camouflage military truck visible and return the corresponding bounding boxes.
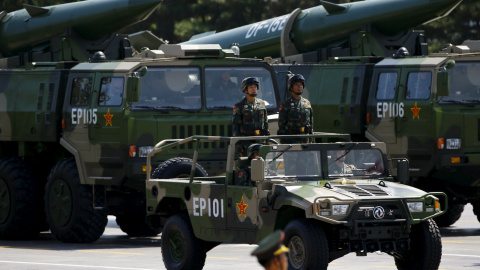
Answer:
[145,134,446,270]
[0,1,280,243]
[271,41,480,227]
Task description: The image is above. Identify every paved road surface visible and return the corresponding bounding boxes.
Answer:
[1,204,479,270]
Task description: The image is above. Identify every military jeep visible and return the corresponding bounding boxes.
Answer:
[145,134,446,270]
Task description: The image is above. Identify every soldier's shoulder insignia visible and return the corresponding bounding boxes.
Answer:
[279,105,283,110]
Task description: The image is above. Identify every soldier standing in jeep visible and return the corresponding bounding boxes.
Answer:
[278,74,313,144]
[232,77,270,156]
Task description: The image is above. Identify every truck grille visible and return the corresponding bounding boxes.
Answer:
[171,124,232,149]
[336,185,389,196]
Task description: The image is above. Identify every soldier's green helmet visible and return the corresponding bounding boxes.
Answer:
[247,144,262,159]
[288,74,305,91]
[241,77,260,93]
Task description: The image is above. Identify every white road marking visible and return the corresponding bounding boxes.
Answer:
[443,253,480,258]
[0,261,158,270]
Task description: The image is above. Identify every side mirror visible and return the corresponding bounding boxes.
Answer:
[437,71,450,97]
[251,157,265,183]
[395,159,410,184]
[126,76,140,102]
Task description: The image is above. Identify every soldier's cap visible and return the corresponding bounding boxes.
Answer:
[251,230,289,262]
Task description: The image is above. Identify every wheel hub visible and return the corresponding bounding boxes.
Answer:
[288,235,306,269]
[169,231,185,263]
[48,178,72,226]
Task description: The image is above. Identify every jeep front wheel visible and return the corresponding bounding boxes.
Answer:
[284,219,329,270]
[161,214,206,270]
[393,219,442,270]
[45,158,108,243]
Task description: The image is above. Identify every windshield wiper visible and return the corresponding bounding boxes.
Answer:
[463,99,480,103]
[208,106,232,110]
[269,145,293,164]
[334,143,358,162]
[440,100,463,104]
[131,105,169,113]
[439,100,476,106]
[155,106,195,113]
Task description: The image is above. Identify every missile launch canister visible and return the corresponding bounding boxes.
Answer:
[0,0,162,58]
[181,0,462,59]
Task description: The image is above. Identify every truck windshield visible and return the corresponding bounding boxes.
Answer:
[132,67,202,110]
[205,67,277,109]
[444,62,480,103]
[265,151,322,178]
[327,149,384,177]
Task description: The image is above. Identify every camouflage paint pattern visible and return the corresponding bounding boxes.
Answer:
[272,50,480,207]
[0,44,280,241]
[146,135,446,246]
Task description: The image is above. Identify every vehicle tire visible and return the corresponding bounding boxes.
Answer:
[0,157,42,240]
[152,157,208,179]
[284,219,329,270]
[161,214,206,270]
[45,158,108,243]
[434,203,464,227]
[116,213,161,237]
[393,219,442,270]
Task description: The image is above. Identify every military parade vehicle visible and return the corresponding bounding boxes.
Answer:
[181,0,480,227]
[269,42,480,227]
[145,134,446,270]
[0,0,280,243]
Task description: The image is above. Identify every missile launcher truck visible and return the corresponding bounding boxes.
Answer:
[145,134,446,270]
[270,41,480,228]
[0,0,280,243]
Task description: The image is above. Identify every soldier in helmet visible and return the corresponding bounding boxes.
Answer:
[232,77,270,157]
[251,230,289,270]
[236,143,261,186]
[278,74,313,144]
[328,150,358,175]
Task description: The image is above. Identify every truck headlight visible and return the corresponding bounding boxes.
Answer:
[446,138,461,149]
[407,202,424,212]
[332,204,349,215]
[139,146,155,157]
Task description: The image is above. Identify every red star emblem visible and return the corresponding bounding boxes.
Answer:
[104,109,113,126]
[411,102,421,119]
[236,196,248,217]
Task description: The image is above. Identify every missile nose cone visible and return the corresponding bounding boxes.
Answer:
[74,0,163,40]
[373,0,462,35]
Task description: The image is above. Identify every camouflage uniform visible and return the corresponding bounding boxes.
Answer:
[328,162,357,174]
[232,97,269,156]
[278,96,313,143]
[236,167,256,186]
